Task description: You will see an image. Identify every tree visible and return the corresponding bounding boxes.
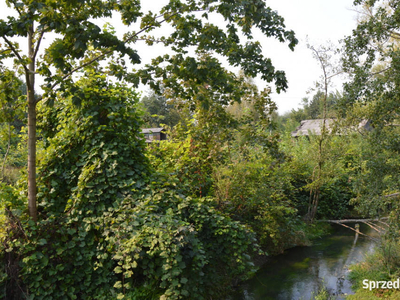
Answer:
[140,90,181,128]
[305,43,343,222]
[0,67,24,181]
[0,0,297,221]
[0,70,260,299]
[342,0,400,221]
[284,90,342,125]
[0,1,144,221]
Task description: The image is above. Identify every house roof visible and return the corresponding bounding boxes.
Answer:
[291,119,335,137]
[291,119,372,137]
[141,127,165,134]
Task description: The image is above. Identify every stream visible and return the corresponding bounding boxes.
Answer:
[230,223,379,300]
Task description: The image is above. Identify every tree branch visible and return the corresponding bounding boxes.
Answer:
[33,29,45,61]
[7,0,23,16]
[41,13,178,101]
[389,30,400,40]
[383,192,400,198]
[0,48,12,56]
[1,37,29,74]
[318,217,388,224]
[326,70,344,80]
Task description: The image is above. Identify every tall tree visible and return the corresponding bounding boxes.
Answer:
[140,90,181,128]
[342,0,400,219]
[286,90,342,124]
[0,0,297,221]
[305,43,342,222]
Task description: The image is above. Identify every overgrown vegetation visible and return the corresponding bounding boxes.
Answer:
[3,0,400,299]
[1,73,260,299]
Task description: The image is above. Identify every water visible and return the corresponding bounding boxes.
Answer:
[230,224,378,300]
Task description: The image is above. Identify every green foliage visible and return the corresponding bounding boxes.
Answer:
[212,146,298,253]
[280,133,357,220]
[348,239,400,299]
[147,135,217,198]
[312,284,330,300]
[0,68,24,125]
[285,91,342,124]
[37,72,149,216]
[14,189,257,300]
[341,0,400,221]
[106,190,258,300]
[2,73,259,299]
[0,68,26,183]
[140,90,181,128]
[0,183,22,246]
[1,0,299,223]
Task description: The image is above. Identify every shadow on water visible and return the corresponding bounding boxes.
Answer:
[229,223,379,300]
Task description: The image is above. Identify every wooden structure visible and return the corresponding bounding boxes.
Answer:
[291,119,372,137]
[141,128,167,143]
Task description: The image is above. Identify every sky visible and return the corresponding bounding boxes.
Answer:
[264,0,358,114]
[0,0,359,115]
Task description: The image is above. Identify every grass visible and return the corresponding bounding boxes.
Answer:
[347,239,400,299]
[313,284,330,300]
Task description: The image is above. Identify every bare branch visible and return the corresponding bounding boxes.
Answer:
[363,221,383,233]
[383,192,400,198]
[326,71,344,80]
[318,217,388,223]
[33,29,45,61]
[318,218,386,241]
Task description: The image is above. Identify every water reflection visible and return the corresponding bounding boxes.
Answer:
[231,224,377,300]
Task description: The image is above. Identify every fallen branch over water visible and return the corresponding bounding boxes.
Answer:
[317,218,388,241]
[317,218,388,224]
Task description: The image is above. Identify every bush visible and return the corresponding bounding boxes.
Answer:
[1,73,260,299]
[212,146,299,253]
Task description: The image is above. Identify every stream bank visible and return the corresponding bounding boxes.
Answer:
[229,223,378,300]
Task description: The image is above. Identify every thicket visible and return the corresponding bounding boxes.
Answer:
[1,74,259,299]
[0,70,365,299]
[146,84,359,256]
[2,0,395,298]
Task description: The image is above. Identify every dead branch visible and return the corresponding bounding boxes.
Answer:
[333,222,378,241]
[318,217,388,224]
[363,221,383,233]
[383,192,400,198]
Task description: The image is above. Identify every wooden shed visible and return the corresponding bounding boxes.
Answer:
[141,128,167,143]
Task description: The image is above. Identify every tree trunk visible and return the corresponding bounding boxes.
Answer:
[27,25,37,221]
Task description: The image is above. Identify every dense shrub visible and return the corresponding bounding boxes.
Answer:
[212,146,299,253]
[1,73,259,299]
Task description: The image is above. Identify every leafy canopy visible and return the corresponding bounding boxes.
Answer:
[0,0,297,101]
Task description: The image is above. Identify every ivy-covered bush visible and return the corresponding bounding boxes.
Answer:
[146,133,223,199]
[1,73,259,299]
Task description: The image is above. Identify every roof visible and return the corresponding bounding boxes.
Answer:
[291,119,335,137]
[291,119,372,137]
[141,128,165,134]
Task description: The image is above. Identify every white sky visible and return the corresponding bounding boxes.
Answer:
[0,0,359,115]
[264,0,358,114]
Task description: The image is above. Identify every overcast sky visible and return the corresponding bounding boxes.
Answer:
[0,0,359,114]
[265,0,358,114]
